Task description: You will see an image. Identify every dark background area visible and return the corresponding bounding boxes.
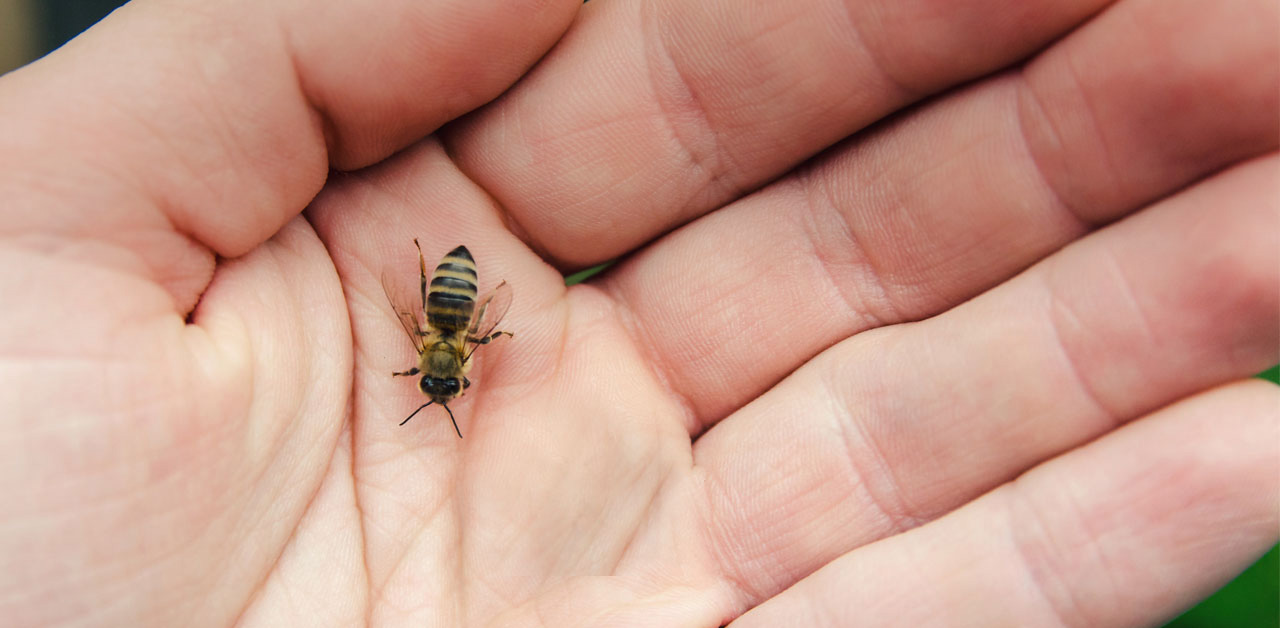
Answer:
[33,0,129,55]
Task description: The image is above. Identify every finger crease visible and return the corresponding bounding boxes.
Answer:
[825,371,926,535]
[1003,480,1106,628]
[1041,265,1123,428]
[640,5,750,212]
[1016,65,1108,231]
[603,283,703,434]
[799,168,903,328]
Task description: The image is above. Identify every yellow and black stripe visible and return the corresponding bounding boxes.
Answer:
[426,245,478,333]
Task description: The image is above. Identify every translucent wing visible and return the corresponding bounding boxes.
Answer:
[464,280,513,361]
[382,269,425,354]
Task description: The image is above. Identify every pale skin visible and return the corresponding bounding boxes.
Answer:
[0,0,1275,626]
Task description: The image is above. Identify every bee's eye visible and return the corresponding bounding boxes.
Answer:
[445,378,461,394]
[419,376,433,392]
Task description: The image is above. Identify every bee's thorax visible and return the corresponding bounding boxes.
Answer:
[419,338,469,379]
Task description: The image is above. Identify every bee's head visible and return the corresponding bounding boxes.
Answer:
[420,375,462,401]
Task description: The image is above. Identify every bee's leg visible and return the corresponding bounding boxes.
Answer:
[413,238,427,315]
[467,330,514,345]
[392,367,420,377]
[462,377,471,389]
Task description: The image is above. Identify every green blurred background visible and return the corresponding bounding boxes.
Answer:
[3,1,1275,625]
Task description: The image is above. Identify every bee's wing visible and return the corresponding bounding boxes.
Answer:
[464,280,512,361]
[382,269,425,354]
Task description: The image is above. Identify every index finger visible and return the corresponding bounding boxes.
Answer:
[446,0,1109,267]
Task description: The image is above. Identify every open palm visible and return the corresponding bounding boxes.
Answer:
[1,0,1276,626]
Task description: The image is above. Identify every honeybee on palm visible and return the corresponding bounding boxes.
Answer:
[384,239,513,438]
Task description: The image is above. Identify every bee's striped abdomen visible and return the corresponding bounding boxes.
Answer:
[427,245,478,333]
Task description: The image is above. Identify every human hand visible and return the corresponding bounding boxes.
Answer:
[0,0,1275,626]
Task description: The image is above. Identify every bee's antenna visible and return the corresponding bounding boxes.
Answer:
[441,402,463,439]
[400,401,432,426]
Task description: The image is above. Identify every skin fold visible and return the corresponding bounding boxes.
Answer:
[0,0,1274,626]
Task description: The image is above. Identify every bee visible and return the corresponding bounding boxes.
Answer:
[385,239,513,438]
